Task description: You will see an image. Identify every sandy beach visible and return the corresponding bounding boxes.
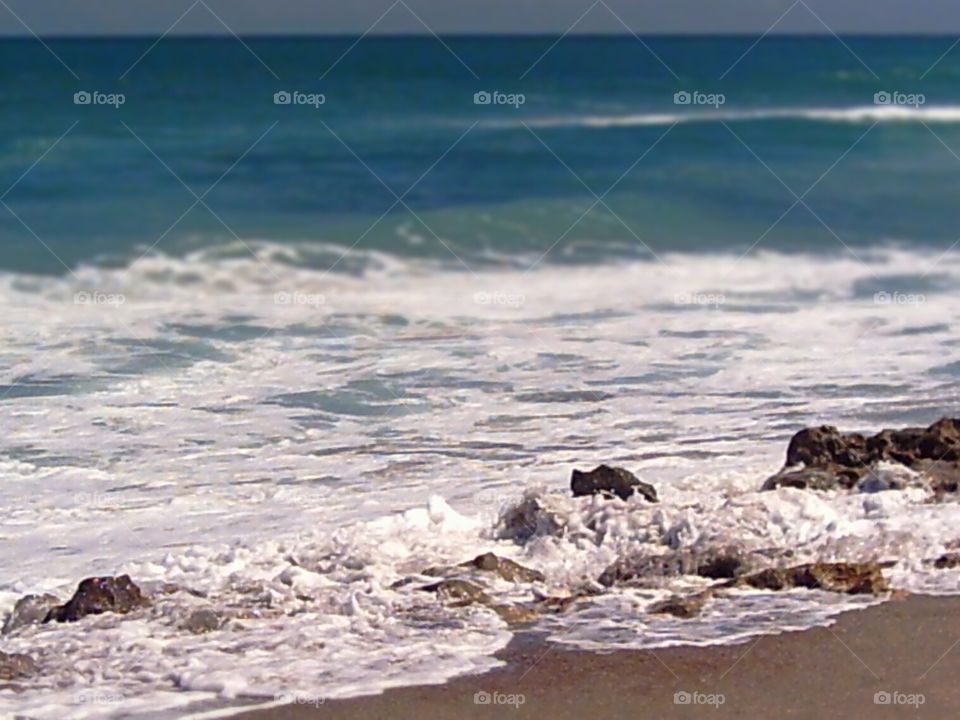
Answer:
[233,593,960,719]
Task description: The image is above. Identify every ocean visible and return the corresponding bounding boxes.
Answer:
[2,35,960,718]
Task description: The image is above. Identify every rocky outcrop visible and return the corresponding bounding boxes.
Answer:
[0,651,36,680]
[571,465,658,502]
[44,575,148,623]
[728,562,888,595]
[599,549,748,588]
[2,593,60,635]
[762,418,960,493]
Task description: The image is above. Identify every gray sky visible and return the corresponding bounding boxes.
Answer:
[1,0,959,35]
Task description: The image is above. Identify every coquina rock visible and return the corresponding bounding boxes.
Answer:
[727,562,889,595]
[44,575,149,623]
[647,561,889,620]
[762,418,960,493]
[571,465,658,502]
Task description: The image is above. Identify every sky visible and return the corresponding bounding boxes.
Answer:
[0,0,959,36]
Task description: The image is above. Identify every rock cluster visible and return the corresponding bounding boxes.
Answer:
[763,418,960,493]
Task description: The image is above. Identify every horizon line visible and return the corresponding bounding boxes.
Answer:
[1,31,960,40]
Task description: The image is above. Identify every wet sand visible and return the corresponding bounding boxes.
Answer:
[230,593,960,719]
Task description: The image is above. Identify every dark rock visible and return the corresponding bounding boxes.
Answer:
[44,575,149,623]
[649,590,714,619]
[933,553,960,569]
[786,426,868,468]
[0,651,36,680]
[2,593,60,635]
[763,418,960,493]
[182,609,222,634]
[697,553,748,580]
[460,553,545,583]
[730,562,888,595]
[571,465,658,502]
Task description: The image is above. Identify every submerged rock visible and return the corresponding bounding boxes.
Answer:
[44,575,149,623]
[460,553,545,583]
[599,549,748,588]
[182,608,223,634]
[729,562,888,595]
[2,593,60,635]
[419,579,491,606]
[496,496,561,542]
[571,465,658,502]
[0,651,36,680]
[649,590,715,619]
[762,418,960,493]
[933,553,960,569]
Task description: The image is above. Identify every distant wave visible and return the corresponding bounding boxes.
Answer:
[492,105,960,130]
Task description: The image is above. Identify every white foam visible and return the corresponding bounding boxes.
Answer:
[2,246,960,717]
[492,105,960,130]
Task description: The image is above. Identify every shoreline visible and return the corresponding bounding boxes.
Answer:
[231,593,960,719]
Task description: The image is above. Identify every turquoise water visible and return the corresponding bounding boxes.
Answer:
[3,36,960,272]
